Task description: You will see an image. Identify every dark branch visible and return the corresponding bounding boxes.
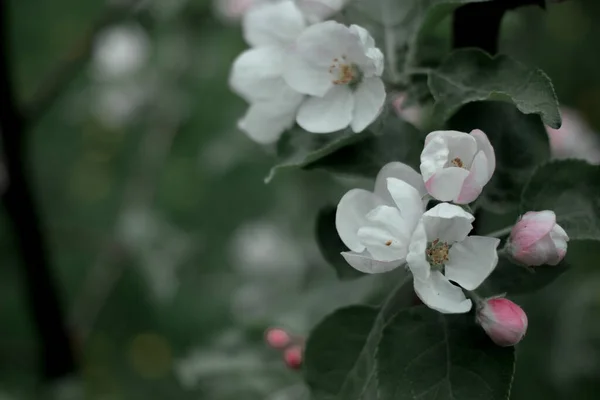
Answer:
[0,0,76,381]
[453,0,545,54]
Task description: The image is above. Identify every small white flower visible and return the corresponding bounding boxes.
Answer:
[421,129,496,204]
[407,203,500,314]
[295,0,348,22]
[335,162,427,273]
[229,0,307,144]
[283,21,385,134]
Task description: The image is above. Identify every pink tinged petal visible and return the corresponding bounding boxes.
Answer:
[420,136,449,181]
[406,221,430,280]
[341,251,402,274]
[477,298,528,347]
[386,177,425,231]
[229,47,286,102]
[470,129,496,180]
[351,77,385,133]
[548,224,569,265]
[283,52,334,97]
[510,211,556,250]
[413,271,472,314]
[335,189,385,253]
[424,167,470,202]
[374,162,426,203]
[455,150,488,204]
[243,0,307,47]
[445,236,500,290]
[422,203,474,244]
[238,93,303,144]
[357,206,410,261]
[296,85,354,133]
[515,233,557,266]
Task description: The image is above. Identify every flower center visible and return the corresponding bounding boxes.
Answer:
[426,239,450,269]
[329,56,361,86]
[450,157,465,168]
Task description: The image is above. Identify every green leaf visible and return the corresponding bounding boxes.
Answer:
[521,159,600,241]
[265,129,367,183]
[480,256,570,296]
[267,114,423,182]
[303,274,414,400]
[316,206,365,281]
[377,307,515,400]
[305,116,424,178]
[449,101,550,212]
[429,49,561,128]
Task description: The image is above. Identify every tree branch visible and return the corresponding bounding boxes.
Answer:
[0,0,76,380]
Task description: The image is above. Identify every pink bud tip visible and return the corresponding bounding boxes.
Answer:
[476,298,528,347]
[508,210,569,266]
[265,328,291,349]
[283,345,303,369]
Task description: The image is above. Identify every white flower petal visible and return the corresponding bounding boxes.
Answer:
[238,92,303,144]
[422,203,474,244]
[349,25,383,77]
[413,271,472,314]
[374,162,426,203]
[229,47,286,102]
[424,167,471,202]
[455,150,488,204]
[386,177,424,231]
[283,51,334,97]
[356,206,411,261]
[424,130,478,167]
[420,136,450,181]
[336,189,385,252]
[297,85,354,133]
[294,21,361,66]
[406,221,430,280]
[470,129,496,181]
[243,0,306,47]
[341,251,402,274]
[445,236,500,290]
[351,77,385,133]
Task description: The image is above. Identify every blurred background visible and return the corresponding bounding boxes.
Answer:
[1,0,600,399]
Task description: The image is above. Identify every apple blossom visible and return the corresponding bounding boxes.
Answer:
[335,162,427,274]
[420,129,496,204]
[283,345,303,369]
[265,328,291,349]
[476,297,528,347]
[283,21,386,133]
[506,210,569,266]
[407,203,500,314]
[229,0,306,144]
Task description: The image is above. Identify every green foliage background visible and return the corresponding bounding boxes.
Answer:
[1,0,600,399]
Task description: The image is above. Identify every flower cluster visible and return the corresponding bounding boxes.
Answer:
[229,0,385,143]
[335,129,569,344]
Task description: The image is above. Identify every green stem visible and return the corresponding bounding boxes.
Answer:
[485,225,513,238]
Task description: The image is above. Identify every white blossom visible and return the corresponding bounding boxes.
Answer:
[407,203,500,314]
[335,162,426,273]
[283,21,385,133]
[421,129,495,204]
[229,0,306,143]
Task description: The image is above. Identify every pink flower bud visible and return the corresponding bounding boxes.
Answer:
[476,298,528,347]
[507,210,569,266]
[265,328,291,349]
[283,345,303,369]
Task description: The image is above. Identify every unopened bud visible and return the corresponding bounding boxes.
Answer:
[476,298,528,347]
[265,328,291,349]
[507,210,569,266]
[283,345,303,369]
